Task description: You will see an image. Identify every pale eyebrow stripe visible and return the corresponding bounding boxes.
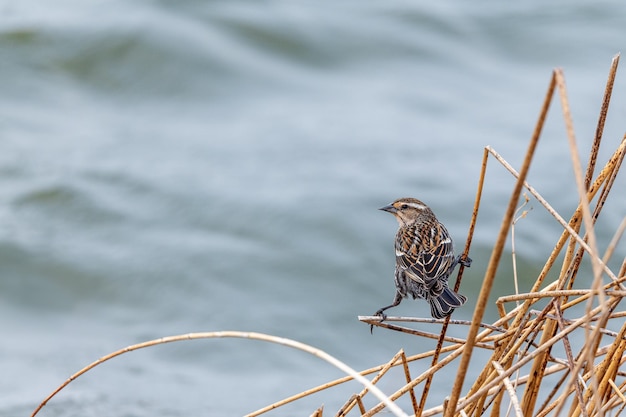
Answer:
[406,202,427,210]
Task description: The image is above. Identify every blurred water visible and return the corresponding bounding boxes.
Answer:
[1,1,625,416]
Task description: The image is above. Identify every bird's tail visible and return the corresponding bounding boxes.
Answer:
[429,287,467,319]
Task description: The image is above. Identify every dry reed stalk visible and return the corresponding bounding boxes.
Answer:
[587,54,620,189]
[448,70,556,417]
[249,344,467,416]
[555,302,588,414]
[492,361,523,417]
[336,394,361,417]
[419,362,573,417]
[402,350,420,415]
[558,68,606,417]
[335,350,407,417]
[538,297,623,417]
[580,321,626,416]
[362,344,469,417]
[417,142,488,416]
[563,57,621,415]
[31,332,409,417]
[458,304,611,408]
[311,406,324,417]
[360,317,499,349]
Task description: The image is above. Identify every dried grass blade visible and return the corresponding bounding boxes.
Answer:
[400,351,419,415]
[335,350,406,416]
[586,53,620,189]
[492,361,523,417]
[310,405,324,417]
[608,378,626,404]
[554,302,587,416]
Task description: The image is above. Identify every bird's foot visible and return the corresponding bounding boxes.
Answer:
[460,255,472,268]
[370,310,388,334]
[374,309,388,322]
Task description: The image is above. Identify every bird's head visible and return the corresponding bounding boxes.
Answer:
[379,197,434,227]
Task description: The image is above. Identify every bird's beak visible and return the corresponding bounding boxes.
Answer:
[379,204,397,214]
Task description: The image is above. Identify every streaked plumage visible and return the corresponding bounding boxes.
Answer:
[375,197,471,322]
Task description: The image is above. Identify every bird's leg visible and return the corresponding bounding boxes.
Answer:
[374,290,403,319]
[371,291,403,333]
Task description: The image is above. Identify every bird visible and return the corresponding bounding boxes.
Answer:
[374,197,471,325]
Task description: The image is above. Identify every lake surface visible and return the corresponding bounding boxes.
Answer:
[2,1,625,416]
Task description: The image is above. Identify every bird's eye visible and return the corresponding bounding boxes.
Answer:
[401,204,408,209]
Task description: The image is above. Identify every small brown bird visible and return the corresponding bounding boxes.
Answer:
[375,197,471,323]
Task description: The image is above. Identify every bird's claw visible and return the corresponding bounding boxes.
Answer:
[460,255,472,268]
[370,310,388,334]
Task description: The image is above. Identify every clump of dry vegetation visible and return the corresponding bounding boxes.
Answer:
[32,55,625,417]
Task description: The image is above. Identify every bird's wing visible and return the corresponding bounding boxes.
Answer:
[396,223,455,286]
